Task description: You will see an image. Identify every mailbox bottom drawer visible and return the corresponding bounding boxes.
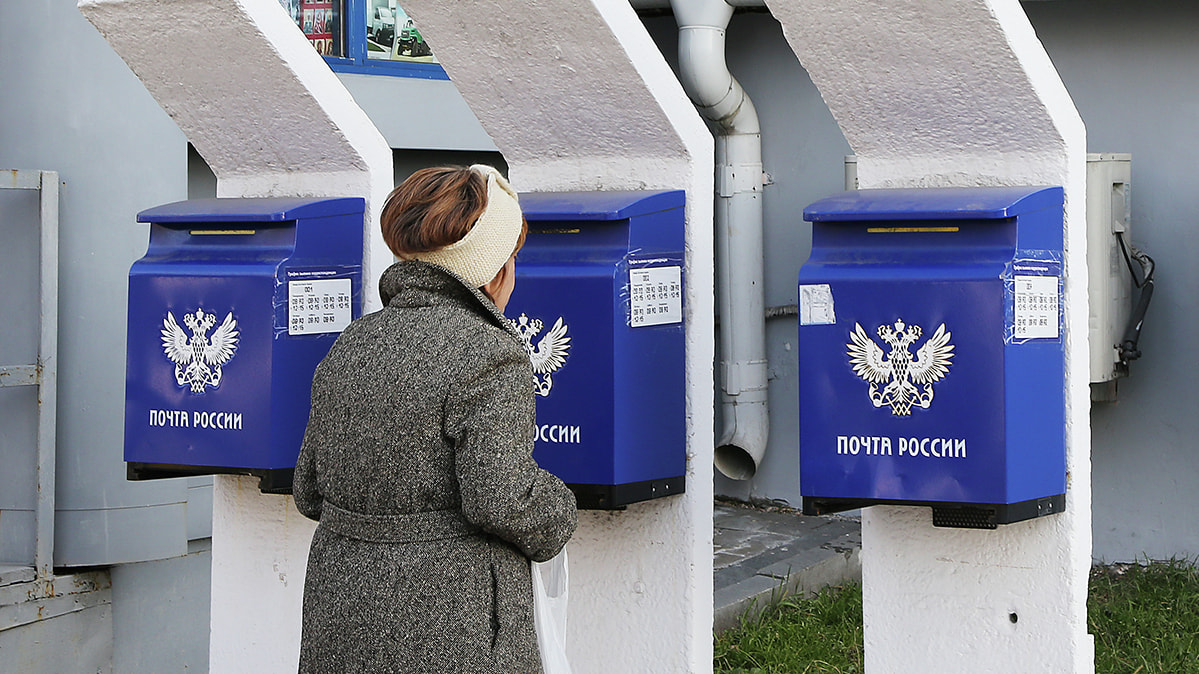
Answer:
[127,461,294,494]
[568,476,685,510]
[801,493,1065,529]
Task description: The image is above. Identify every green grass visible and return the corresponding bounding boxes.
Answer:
[715,560,1199,674]
[714,583,864,674]
[1090,559,1199,674]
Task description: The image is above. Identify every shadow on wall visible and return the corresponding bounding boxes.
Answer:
[187,145,508,198]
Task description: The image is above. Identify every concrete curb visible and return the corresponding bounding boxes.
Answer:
[715,546,862,634]
[713,504,862,634]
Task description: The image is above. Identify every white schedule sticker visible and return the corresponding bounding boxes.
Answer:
[630,266,682,327]
[288,278,352,335]
[1013,275,1059,340]
[799,284,836,325]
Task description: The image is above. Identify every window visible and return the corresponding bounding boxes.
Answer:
[279,0,344,57]
[367,5,437,64]
[277,0,447,80]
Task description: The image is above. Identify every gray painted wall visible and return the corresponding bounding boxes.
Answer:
[0,189,43,566]
[0,0,199,567]
[1,0,214,670]
[1026,1,1199,562]
[339,73,498,152]
[111,542,212,673]
[0,599,113,674]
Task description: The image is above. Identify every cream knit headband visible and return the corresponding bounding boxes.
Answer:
[404,165,523,288]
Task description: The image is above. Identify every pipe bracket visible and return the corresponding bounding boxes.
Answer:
[717,163,763,197]
[722,360,769,395]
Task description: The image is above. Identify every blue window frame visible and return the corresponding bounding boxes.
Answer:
[328,0,447,80]
[281,0,448,80]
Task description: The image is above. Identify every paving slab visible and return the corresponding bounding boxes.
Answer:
[713,501,862,634]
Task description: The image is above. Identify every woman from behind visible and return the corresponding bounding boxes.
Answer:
[294,165,577,673]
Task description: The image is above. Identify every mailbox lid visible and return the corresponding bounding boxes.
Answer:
[518,190,685,264]
[804,186,1063,222]
[138,197,365,224]
[135,197,364,268]
[519,190,684,221]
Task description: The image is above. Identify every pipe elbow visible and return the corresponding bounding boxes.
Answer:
[716,402,770,480]
[677,28,734,107]
[672,0,770,483]
[669,0,734,29]
[677,28,760,134]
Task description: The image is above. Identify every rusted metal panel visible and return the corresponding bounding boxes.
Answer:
[0,365,38,387]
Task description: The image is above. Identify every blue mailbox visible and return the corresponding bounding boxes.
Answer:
[124,197,364,493]
[798,186,1065,528]
[507,190,686,509]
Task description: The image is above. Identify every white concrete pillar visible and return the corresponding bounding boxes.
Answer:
[394,1,715,671]
[765,0,1091,671]
[79,0,394,304]
[79,0,392,671]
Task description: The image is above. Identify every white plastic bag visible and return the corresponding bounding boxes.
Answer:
[531,549,572,674]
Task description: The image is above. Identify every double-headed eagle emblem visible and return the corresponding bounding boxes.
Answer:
[509,313,571,397]
[161,308,240,393]
[847,319,954,416]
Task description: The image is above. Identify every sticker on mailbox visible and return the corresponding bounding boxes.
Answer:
[288,277,352,335]
[508,312,571,397]
[1005,253,1062,343]
[847,318,954,416]
[1013,275,1059,340]
[799,284,836,325]
[630,265,682,327]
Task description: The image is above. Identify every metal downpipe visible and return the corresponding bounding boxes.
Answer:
[671,0,769,480]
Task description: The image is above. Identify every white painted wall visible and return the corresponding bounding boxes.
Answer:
[80,0,393,304]
[392,0,715,671]
[765,0,1091,671]
[209,476,314,670]
[79,0,392,670]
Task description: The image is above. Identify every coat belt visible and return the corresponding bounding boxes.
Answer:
[320,501,480,543]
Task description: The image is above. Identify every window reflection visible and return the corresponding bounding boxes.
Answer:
[366,3,437,63]
[279,0,344,57]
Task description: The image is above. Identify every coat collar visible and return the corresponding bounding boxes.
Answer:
[378,260,522,342]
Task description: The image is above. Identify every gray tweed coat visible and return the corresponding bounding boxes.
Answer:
[293,260,578,674]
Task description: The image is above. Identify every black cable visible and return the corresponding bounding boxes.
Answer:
[1116,230,1154,364]
[1117,229,1153,287]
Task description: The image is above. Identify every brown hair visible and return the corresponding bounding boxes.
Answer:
[380,166,527,259]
